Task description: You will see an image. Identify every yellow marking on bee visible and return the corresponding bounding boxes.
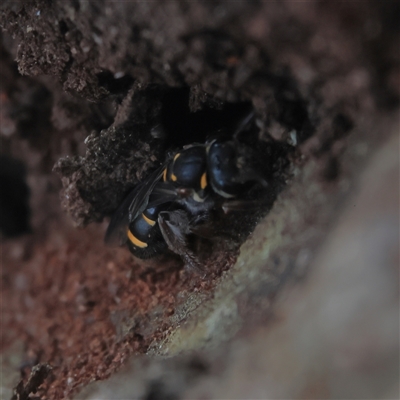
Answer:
[163,168,168,182]
[200,172,207,189]
[142,213,156,226]
[127,229,148,248]
[168,153,180,182]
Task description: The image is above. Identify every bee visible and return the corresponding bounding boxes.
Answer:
[105,112,266,271]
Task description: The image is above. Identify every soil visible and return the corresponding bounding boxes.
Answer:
[1,1,398,399]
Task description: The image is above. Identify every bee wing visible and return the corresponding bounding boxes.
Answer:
[146,182,179,208]
[128,165,165,221]
[105,185,141,246]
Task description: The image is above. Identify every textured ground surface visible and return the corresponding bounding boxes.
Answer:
[0,1,399,399]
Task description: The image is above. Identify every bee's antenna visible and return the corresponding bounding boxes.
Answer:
[232,110,256,140]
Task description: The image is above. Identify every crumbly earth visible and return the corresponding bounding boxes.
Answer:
[3,205,237,398]
[0,1,398,399]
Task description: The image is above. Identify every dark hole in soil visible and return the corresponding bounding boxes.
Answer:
[158,86,292,188]
[160,87,254,147]
[96,70,135,95]
[151,86,293,255]
[0,155,31,238]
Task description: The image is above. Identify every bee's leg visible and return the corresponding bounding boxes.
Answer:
[189,210,212,227]
[221,199,263,214]
[188,211,225,240]
[158,210,204,273]
[232,109,255,140]
[233,167,269,188]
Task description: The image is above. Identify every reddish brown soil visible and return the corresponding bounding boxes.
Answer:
[2,193,238,398]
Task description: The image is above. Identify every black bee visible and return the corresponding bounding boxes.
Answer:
[105,112,266,270]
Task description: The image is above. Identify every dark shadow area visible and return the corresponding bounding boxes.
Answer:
[0,155,31,238]
[160,87,254,147]
[96,70,135,95]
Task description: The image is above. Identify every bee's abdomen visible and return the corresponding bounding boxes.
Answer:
[127,203,169,258]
